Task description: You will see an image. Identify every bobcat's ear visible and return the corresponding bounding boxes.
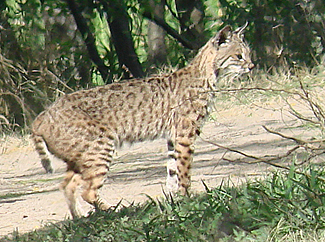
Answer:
[234,22,248,39]
[212,25,232,47]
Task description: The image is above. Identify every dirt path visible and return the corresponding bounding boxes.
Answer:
[0,100,315,236]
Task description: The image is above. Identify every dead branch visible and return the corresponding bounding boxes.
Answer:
[298,79,325,126]
[199,136,297,171]
[199,78,325,181]
[45,69,74,92]
[0,91,30,127]
[200,136,325,182]
[263,125,325,150]
[0,115,9,125]
[262,125,305,145]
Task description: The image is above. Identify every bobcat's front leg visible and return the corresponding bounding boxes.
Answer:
[174,119,196,196]
[166,140,179,193]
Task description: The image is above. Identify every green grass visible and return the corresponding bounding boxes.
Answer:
[213,64,325,106]
[0,189,56,201]
[3,163,325,242]
[3,66,325,241]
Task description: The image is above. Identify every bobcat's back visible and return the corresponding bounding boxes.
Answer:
[31,23,254,218]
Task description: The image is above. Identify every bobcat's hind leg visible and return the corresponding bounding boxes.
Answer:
[166,139,179,193]
[81,175,111,211]
[80,141,114,211]
[61,170,82,218]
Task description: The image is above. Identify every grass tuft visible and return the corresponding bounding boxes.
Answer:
[3,65,325,241]
[3,163,325,242]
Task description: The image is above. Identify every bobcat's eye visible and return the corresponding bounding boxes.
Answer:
[236,54,243,60]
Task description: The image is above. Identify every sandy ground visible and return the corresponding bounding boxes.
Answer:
[0,99,320,237]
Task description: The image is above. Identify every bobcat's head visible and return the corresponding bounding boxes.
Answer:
[211,23,254,81]
[191,23,254,86]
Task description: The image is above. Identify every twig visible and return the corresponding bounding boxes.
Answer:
[0,115,9,125]
[199,136,325,181]
[299,79,325,125]
[141,11,196,50]
[262,125,305,145]
[263,125,325,150]
[288,109,319,125]
[199,136,294,171]
[46,69,74,92]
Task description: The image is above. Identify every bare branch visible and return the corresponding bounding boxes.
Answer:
[299,79,325,125]
[0,115,9,125]
[200,136,325,181]
[199,136,295,170]
[288,108,320,125]
[197,79,325,182]
[262,125,305,145]
[65,0,111,82]
[142,11,197,50]
[263,125,325,150]
[45,69,74,92]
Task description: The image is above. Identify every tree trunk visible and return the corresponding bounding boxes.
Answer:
[147,0,167,70]
[100,0,144,79]
[65,0,111,83]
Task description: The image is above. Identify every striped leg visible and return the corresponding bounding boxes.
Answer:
[61,170,82,218]
[166,139,179,193]
[80,139,114,211]
[174,138,194,196]
[174,119,196,196]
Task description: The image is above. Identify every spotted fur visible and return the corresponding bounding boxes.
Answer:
[32,24,254,218]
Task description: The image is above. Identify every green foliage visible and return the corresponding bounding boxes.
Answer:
[4,164,325,241]
[1,0,325,127]
[0,0,93,127]
[5,0,45,52]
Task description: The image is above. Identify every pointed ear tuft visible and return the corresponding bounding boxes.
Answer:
[234,22,248,39]
[213,25,232,46]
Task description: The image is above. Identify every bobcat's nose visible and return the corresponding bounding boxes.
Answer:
[243,62,255,73]
[248,63,255,70]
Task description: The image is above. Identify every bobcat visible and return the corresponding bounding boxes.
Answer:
[32,23,254,218]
